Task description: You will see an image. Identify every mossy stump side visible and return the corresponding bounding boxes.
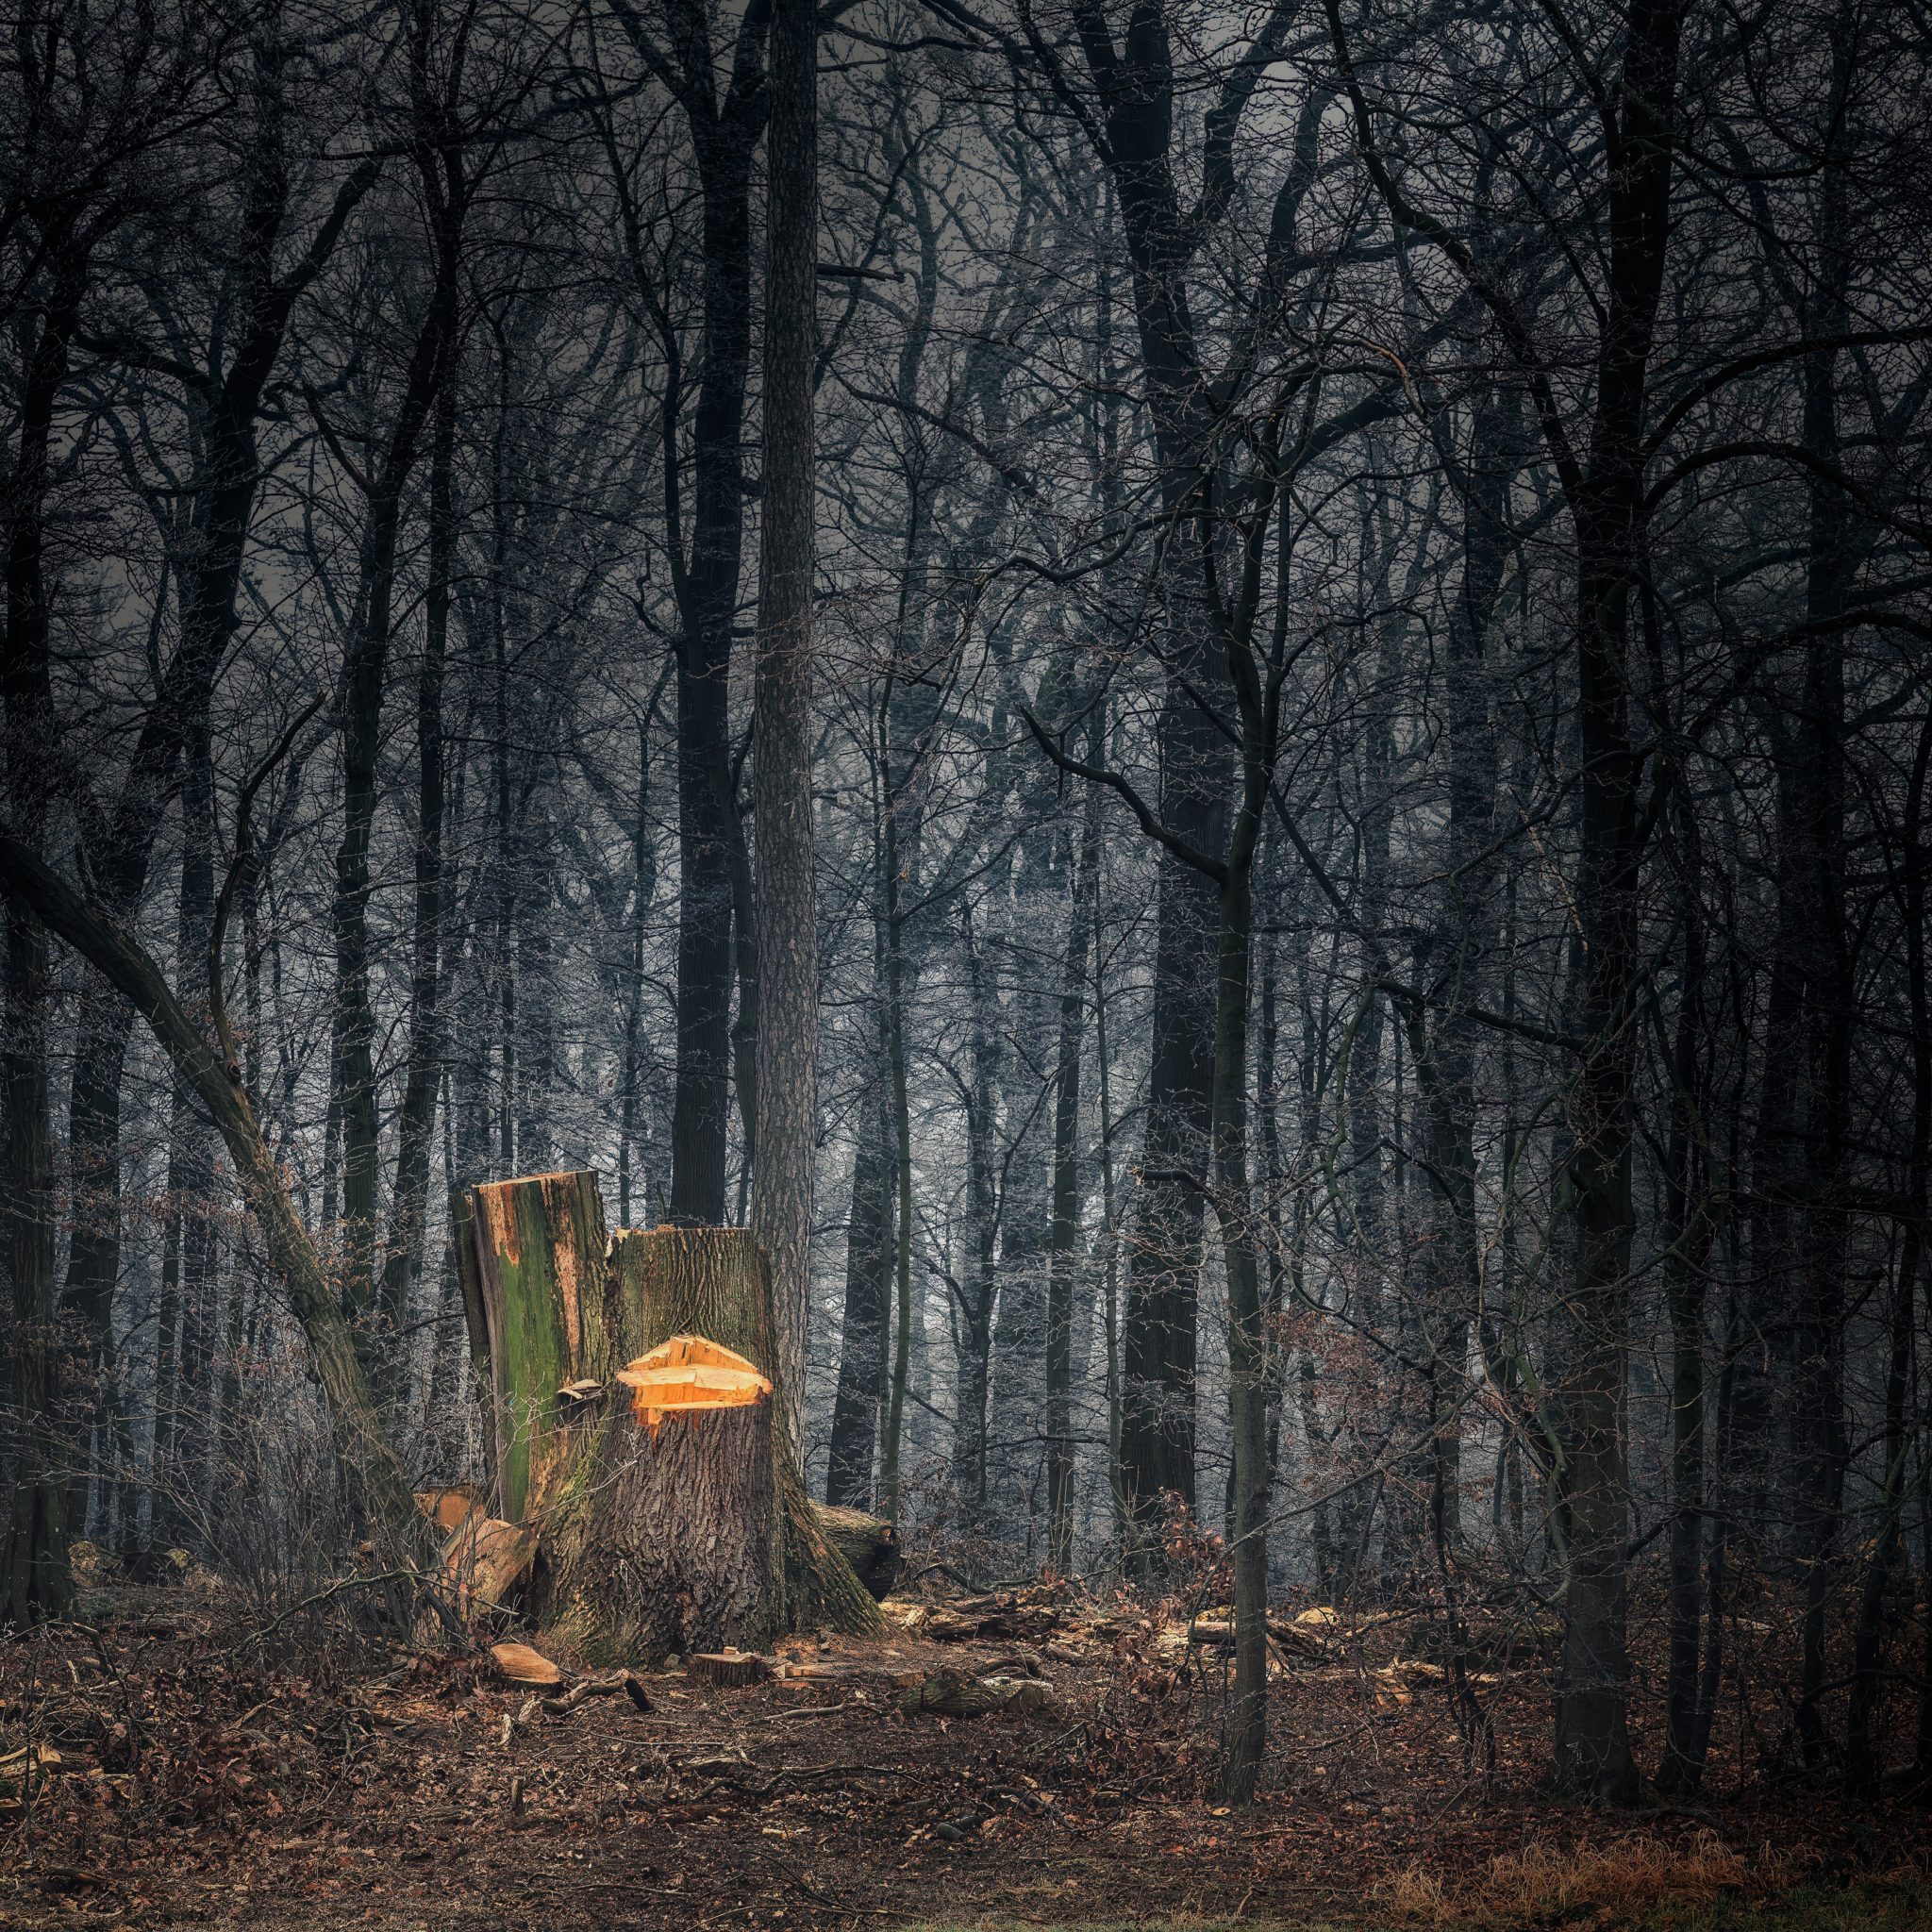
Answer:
[455,1171,610,1523]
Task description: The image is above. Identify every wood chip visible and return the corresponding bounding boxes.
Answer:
[491,1641,563,1688]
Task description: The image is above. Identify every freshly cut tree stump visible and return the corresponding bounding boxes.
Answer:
[456,1180,881,1656]
[544,1227,786,1665]
[602,1224,881,1640]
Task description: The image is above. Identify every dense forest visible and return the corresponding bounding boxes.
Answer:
[5,0,1932,1834]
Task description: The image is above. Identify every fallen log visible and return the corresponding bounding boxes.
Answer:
[813,1505,898,1600]
[898,1668,1060,1720]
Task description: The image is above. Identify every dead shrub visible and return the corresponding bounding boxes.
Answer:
[1384,1827,1779,1925]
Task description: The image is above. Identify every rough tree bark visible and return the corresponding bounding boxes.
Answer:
[331,18,466,1349]
[2,232,83,1624]
[455,1177,879,1655]
[456,1171,613,1524]
[825,1084,891,1509]
[751,0,820,1452]
[607,0,773,1226]
[545,1226,784,1662]
[1045,718,1102,1574]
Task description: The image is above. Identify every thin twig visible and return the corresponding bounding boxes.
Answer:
[223,1569,440,1658]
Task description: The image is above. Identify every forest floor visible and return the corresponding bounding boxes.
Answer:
[1,1576,1927,1932]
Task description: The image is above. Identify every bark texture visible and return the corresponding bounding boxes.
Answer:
[456,1172,615,1523]
[455,1194,878,1657]
[544,1225,783,1662]
[750,0,822,1454]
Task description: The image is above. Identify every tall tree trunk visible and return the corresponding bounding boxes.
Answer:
[750,0,819,1450]
[1211,855,1268,1803]
[1790,135,1856,1773]
[951,900,999,1517]
[611,0,773,1226]
[157,705,218,1534]
[379,364,457,1340]
[1092,846,1127,1553]
[333,374,455,1354]
[826,1084,891,1508]
[332,28,464,1355]
[1046,724,1102,1574]
[2,237,83,1624]
[879,808,916,1521]
[1658,811,1713,1792]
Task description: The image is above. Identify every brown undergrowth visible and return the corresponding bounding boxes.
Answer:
[0,1574,1924,1931]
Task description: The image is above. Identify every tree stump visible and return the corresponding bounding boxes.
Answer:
[456,1181,881,1658]
[542,1226,786,1664]
[689,1648,773,1687]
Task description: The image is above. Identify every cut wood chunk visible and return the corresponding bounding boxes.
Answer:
[491,1641,563,1688]
[689,1648,773,1688]
[415,1487,482,1533]
[443,1516,539,1611]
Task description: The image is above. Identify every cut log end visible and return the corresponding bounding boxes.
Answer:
[688,1648,774,1688]
[616,1335,774,1432]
